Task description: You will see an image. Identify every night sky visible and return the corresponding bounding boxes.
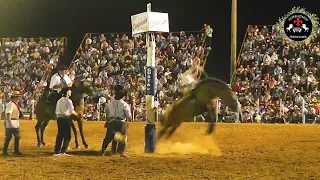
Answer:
[0,0,319,82]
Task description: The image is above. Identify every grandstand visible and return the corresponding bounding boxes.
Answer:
[62,26,320,124]
[232,25,320,124]
[0,37,67,119]
[70,31,210,121]
[2,26,318,124]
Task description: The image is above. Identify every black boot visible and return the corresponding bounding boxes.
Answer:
[118,141,129,158]
[14,138,21,155]
[2,139,10,156]
[111,141,118,154]
[100,139,109,156]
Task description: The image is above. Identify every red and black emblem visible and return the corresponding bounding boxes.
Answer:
[284,13,312,41]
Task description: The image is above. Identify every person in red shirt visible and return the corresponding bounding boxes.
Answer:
[234,81,242,93]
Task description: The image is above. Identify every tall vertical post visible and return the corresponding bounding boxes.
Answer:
[230,0,237,85]
[236,98,241,123]
[215,98,219,122]
[131,3,169,153]
[144,3,157,153]
[302,98,305,124]
[257,98,260,116]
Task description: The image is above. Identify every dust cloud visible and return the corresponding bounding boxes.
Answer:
[156,134,222,156]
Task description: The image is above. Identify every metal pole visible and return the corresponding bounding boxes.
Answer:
[145,33,156,124]
[302,98,305,124]
[132,107,135,122]
[97,100,101,121]
[230,0,237,85]
[280,99,283,116]
[31,99,35,120]
[215,98,219,122]
[236,98,241,123]
[144,3,157,153]
[257,98,260,116]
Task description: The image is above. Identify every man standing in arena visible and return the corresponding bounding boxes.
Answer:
[47,65,73,104]
[54,88,79,156]
[2,91,23,156]
[100,85,131,157]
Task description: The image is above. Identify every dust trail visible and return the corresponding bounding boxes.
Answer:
[156,134,222,156]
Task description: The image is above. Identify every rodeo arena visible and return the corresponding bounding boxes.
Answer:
[1,2,320,180]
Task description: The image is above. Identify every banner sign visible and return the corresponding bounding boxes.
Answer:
[145,66,157,95]
[148,12,169,32]
[131,12,169,35]
[131,12,149,35]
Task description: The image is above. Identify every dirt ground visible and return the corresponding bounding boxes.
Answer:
[0,121,320,180]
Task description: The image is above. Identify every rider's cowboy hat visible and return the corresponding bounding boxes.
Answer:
[10,90,22,97]
[61,87,72,96]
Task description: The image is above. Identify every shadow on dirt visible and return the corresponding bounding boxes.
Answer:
[38,150,101,157]
[67,150,100,156]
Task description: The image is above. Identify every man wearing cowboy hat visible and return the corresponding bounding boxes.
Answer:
[2,90,23,156]
[100,85,131,157]
[47,65,73,104]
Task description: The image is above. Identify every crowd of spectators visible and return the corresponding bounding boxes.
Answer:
[5,25,319,124]
[0,37,66,118]
[231,25,320,124]
[70,31,210,121]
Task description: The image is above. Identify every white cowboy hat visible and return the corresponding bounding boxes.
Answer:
[10,90,22,97]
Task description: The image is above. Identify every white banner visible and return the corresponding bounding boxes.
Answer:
[131,12,169,35]
[148,12,169,33]
[131,12,149,35]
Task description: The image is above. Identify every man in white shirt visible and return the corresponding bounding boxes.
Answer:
[54,88,79,156]
[47,65,73,104]
[2,91,23,156]
[100,85,131,157]
[307,72,317,91]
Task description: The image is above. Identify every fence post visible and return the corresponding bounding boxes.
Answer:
[97,100,101,121]
[31,99,35,120]
[302,98,306,124]
[236,98,241,123]
[257,98,260,116]
[215,98,219,122]
[132,106,135,122]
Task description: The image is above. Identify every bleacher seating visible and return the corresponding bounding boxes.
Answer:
[0,37,66,117]
[232,25,320,123]
[70,32,210,120]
